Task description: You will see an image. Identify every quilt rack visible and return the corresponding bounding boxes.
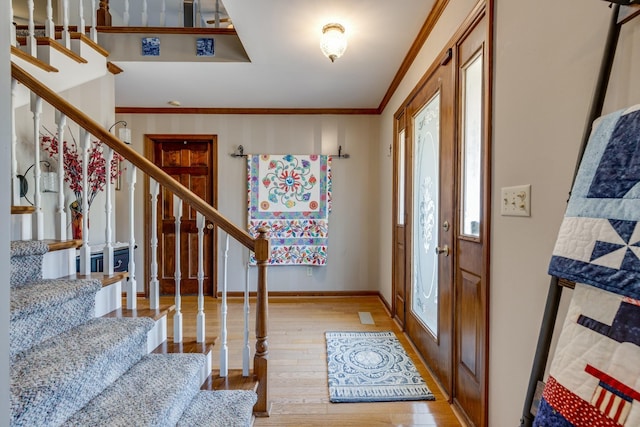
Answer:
[519,2,640,426]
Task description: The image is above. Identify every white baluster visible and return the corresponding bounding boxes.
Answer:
[45,0,55,39]
[141,0,148,27]
[173,194,183,343]
[123,0,130,26]
[90,0,98,42]
[102,146,114,274]
[243,259,250,376]
[178,1,184,28]
[10,2,16,47]
[149,179,160,309]
[196,213,206,343]
[127,164,137,309]
[78,129,91,274]
[27,0,37,56]
[54,111,67,240]
[160,0,166,27]
[195,0,202,28]
[220,232,229,376]
[11,80,19,205]
[78,0,86,35]
[31,94,43,240]
[215,0,220,28]
[62,0,70,48]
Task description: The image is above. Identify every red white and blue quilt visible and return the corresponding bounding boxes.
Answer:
[247,154,331,266]
[535,105,640,426]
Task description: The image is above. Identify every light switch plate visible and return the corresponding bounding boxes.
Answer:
[501,184,531,217]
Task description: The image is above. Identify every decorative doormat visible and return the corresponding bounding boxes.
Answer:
[325,331,435,403]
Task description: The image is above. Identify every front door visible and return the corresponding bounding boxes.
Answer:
[146,135,217,296]
[405,56,455,396]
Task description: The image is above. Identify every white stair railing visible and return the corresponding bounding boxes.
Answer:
[31,95,44,240]
[27,0,37,58]
[220,232,229,376]
[45,0,55,39]
[173,194,183,343]
[77,0,86,36]
[127,164,137,309]
[123,0,130,26]
[54,111,67,240]
[243,256,251,376]
[196,213,206,344]
[149,178,160,310]
[160,0,167,27]
[62,0,70,49]
[78,129,91,274]
[103,146,114,274]
[141,0,149,27]
[90,0,98,42]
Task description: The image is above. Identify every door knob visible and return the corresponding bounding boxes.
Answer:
[435,245,449,257]
[206,223,214,230]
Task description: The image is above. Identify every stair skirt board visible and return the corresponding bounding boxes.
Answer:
[11,317,154,426]
[62,354,205,426]
[10,278,101,359]
[178,390,258,427]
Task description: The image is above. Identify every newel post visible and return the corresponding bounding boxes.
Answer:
[253,227,271,416]
[97,0,111,26]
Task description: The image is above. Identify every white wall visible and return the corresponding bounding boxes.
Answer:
[377,0,640,426]
[1,0,12,424]
[116,113,380,293]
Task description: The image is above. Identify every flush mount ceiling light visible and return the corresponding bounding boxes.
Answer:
[320,23,347,63]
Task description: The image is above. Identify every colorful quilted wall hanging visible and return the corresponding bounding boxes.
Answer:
[247,154,331,266]
[534,105,640,426]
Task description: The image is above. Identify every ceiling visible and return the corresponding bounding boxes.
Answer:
[111,0,438,110]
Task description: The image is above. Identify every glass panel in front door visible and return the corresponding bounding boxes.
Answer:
[412,91,440,337]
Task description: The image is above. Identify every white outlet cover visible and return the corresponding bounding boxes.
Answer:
[501,184,531,217]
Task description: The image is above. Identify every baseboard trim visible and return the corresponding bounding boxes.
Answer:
[221,290,381,298]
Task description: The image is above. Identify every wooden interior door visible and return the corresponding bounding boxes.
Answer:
[146,135,217,296]
[453,12,489,427]
[393,113,407,327]
[404,55,455,397]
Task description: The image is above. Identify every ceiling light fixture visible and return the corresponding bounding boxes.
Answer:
[320,23,347,63]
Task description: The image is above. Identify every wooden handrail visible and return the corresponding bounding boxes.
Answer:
[11,62,255,251]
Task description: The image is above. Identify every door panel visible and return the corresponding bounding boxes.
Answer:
[453,12,489,427]
[147,136,217,296]
[405,60,455,396]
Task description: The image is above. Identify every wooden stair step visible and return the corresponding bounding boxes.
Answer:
[103,303,175,321]
[11,205,36,215]
[62,271,129,288]
[152,339,216,356]
[42,239,83,252]
[201,370,259,392]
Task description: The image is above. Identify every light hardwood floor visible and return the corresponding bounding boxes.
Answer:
[162,295,463,426]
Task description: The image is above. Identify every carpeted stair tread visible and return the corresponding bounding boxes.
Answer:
[63,353,206,427]
[10,240,49,287]
[177,390,258,427]
[10,278,101,319]
[10,240,49,257]
[10,278,102,359]
[11,317,155,427]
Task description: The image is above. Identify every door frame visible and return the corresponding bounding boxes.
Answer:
[143,134,218,297]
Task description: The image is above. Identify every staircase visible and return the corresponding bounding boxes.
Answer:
[10,240,257,426]
[8,2,272,425]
